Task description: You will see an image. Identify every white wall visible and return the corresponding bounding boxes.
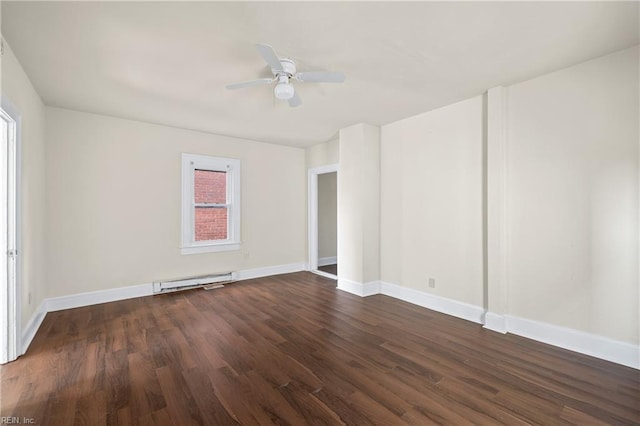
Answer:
[306,138,339,170]
[380,97,485,307]
[45,107,307,298]
[317,172,337,260]
[338,124,380,286]
[505,46,639,344]
[378,46,638,354]
[1,40,47,327]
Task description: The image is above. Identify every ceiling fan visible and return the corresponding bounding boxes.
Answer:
[226,44,346,107]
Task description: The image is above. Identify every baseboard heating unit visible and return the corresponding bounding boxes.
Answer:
[152,272,236,294]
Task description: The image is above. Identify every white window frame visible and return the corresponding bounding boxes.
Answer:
[181,153,241,255]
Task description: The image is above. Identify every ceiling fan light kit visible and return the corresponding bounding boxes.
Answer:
[274,81,295,100]
[226,43,345,107]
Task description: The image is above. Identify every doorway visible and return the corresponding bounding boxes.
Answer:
[1,106,18,364]
[308,164,338,279]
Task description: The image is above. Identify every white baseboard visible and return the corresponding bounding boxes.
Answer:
[311,270,338,280]
[336,278,365,296]
[318,256,337,267]
[380,281,485,324]
[337,279,484,325]
[363,281,382,296]
[336,278,381,297]
[235,262,306,281]
[21,300,47,355]
[375,284,638,369]
[336,278,484,324]
[46,283,154,313]
[505,315,639,370]
[483,311,507,333]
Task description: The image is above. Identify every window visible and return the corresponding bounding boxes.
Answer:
[181,153,240,254]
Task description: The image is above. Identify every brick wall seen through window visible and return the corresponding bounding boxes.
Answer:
[194,170,227,241]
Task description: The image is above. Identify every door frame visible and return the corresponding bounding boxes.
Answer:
[1,100,21,364]
[308,164,338,279]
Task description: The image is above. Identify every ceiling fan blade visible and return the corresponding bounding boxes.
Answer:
[288,91,302,108]
[256,43,284,73]
[226,78,274,90]
[296,71,345,83]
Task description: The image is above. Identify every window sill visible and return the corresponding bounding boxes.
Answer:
[181,242,240,255]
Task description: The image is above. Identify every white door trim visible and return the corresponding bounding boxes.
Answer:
[308,164,338,275]
[0,102,20,364]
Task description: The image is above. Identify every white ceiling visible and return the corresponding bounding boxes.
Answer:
[2,1,638,147]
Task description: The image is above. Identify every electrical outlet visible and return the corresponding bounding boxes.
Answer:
[428,278,436,288]
[243,251,250,260]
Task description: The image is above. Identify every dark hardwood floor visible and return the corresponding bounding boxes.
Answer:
[318,264,337,276]
[2,272,639,425]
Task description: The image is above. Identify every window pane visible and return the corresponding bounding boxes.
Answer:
[194,170,226,204]
[195,207,228,241]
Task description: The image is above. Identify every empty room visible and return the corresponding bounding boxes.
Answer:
[1,1,639,424]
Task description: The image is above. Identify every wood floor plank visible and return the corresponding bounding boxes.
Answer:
[104,348,131,413]
[181,367,239,425]
[2,271,638,425]
[128,351,166,419]
[277,379,346,426]
[115,406,132,426]
[207,365,281,425]
[73,390,107,426]
[312,387,375,425]
[155,365,203,425]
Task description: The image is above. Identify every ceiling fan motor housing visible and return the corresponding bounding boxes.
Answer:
[275,58,296,76]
